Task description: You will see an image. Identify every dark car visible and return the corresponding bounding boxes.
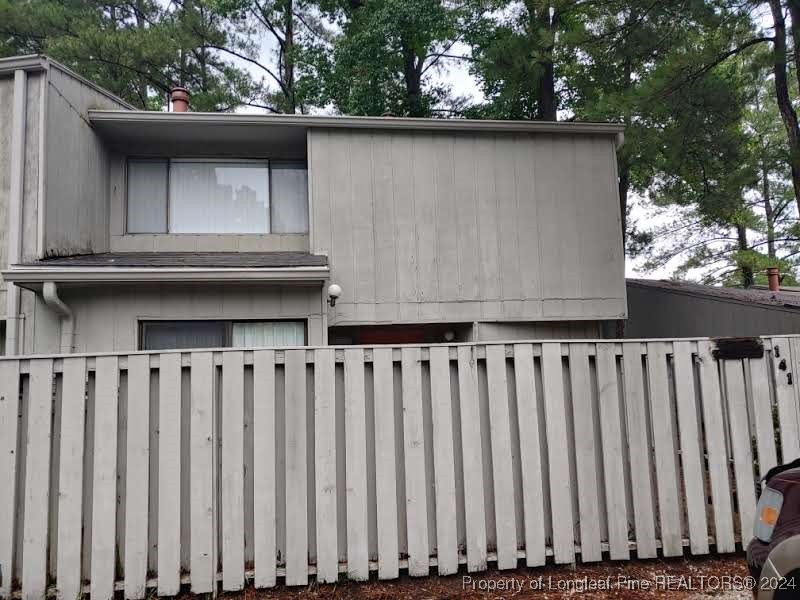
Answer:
[747,458,800,599]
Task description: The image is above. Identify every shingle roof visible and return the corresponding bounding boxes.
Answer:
[627,278,800,309]
[23,252,328,268]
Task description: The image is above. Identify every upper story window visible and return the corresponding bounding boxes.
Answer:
[126,159,309,234]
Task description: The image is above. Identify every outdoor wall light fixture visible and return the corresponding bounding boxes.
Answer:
[327,283,342,307]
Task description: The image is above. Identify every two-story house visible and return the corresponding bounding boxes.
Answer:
[0,55,626,355]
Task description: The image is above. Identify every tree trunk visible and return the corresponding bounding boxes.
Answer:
[402,43,424,116]
[762,142,776,258]
[768,0,800,210]
[787,0,800,92]
[618,157,630,248]
[736,224,754,287]
[283,0,296,113]
[534,4,557,121]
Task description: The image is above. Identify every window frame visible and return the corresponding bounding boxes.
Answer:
[138,318,308,351]
[125,157,308,235]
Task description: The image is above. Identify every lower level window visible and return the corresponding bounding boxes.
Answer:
[140,320,306,350]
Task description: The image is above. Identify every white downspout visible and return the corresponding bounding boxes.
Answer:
[42,282,73,353]
[6,69,27,355]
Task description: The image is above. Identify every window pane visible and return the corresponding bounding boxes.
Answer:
[127,159,167,233]
[169,161,269,233]
[271,163,309,233]
[141,321,226,350]
[231,321,305,347]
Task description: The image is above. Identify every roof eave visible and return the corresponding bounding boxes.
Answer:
[2,266,330,290]
[88,109,626,136]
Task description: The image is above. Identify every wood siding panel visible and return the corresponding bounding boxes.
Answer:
[309,130,625,325]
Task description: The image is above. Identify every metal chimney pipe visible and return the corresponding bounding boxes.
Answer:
[767,267,780,292]
[170,87,190,112]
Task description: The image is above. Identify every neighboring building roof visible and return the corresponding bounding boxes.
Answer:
[627,278,800,310]
[22,251,328,268]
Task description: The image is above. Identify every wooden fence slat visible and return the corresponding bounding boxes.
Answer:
[696,341,735,553]
[595,343,629,560]
[788,337,800,461]
[190,352,215,593]
[284,350,308,585]
[253,350,277,588]
[645,342,682,557]
[22,360,54,600]
[771,338,800,462]
[723,360,757,546]
[486,345,518,569]
[314,349,338,583]
[568,343,601,562]
[672,341,709,555]
[0,360,20,600]
[373,347,399,580]
[158,352,182,595]
[222,351,245,590]
[429,346,458,575]
[402,347,429,576]
[749,356,777,478]
[124,354,150,599]
[541,343,575,564]
[621,343,657,559]
[456,347,487,572]
[55,358,86,600]
[344,349,369,580]
[513,344,545,567]
[90,356,119,600]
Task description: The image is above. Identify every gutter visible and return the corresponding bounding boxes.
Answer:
[5,69,27,355]
[42,282,73,353]
[88,109,626,136]
[2,266,331,288]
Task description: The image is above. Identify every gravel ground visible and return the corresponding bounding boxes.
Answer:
[216,554,754,599]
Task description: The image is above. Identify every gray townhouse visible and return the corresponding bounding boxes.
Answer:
[0,55,626,355]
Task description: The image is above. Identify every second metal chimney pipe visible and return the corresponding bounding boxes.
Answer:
[767,267,780,292]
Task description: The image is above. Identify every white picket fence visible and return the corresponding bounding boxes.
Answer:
[1,336,800,600]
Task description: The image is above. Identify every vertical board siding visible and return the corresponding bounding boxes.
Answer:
[1,336,794,595]
[771,338,800,461]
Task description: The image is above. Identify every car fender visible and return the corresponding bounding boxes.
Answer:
[758,536,800,599]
